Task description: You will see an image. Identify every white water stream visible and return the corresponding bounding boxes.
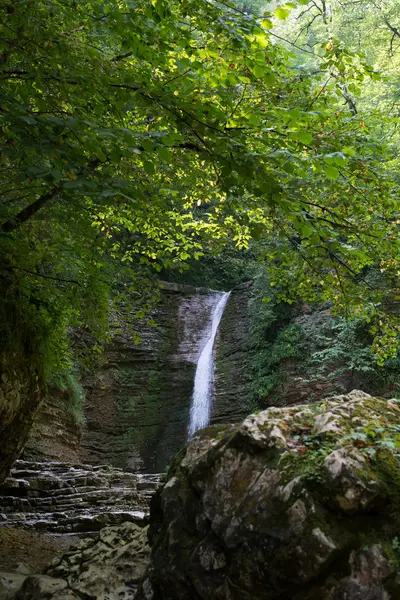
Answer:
[187,291,230,438]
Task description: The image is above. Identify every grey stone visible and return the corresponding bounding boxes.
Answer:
[16,575,67,599]
[0,572,27,600]
[136,391,400,600]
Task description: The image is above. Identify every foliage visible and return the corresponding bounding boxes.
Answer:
[249,274,304,407]
[48,370,86,427]
[249,273,400,410]
[0,0,399,383]
[161,245,259,290]
[234,0,269,14]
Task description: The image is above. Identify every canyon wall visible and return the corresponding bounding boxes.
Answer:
[24,279,395,475]
[23,389,81,464]
[212,281,253,425]
[80,284,221,473]
[25,283,230,473]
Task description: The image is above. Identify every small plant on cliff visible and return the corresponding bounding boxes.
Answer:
[48,370,86,427]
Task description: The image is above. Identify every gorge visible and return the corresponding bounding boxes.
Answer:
[1,0,400,595]
[0,281,400,600]
[0,283,244,598]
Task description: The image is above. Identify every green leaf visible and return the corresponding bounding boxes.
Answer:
[253,64,266,78]
[301,224,313,238]
[63,179,81,189]
[343,146,356,157]
[142,139,154,152]
[274,7,290,19]
[325,165,340,180]
[261,19,273,29]
[291,131,313,144]
[143,161,156,175]
[96,149,107,161]
[156,146,171,162]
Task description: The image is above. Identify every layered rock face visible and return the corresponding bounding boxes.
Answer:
[0,459,160,534]
[25,284,229,474]
[0,459,162,599]
[23,390,81,464]
[0,369,42,485]
[212,281,252,425]
[80,284,221,473]
[139,390,400,600]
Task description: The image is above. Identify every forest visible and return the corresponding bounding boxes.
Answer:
[0,1,400,598]
[1,0,399,384]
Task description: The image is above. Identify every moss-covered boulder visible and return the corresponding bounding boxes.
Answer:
[138,390,400,600]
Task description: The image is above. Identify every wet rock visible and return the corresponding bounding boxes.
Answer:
[212,281,253,425]
[0,460,163,534]
[79,285,225,473]
[330,545,394,600]
[0,355,43,485]
[324,447,387,514]
[137,391,400,600]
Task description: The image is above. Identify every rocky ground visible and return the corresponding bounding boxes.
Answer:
[0,460,162,599]
[3,390,400,600]
[14,522,150,600]
[0,528,78,574]
[0,460,161,533]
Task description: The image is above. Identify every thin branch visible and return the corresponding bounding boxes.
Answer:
[9,266,81,285]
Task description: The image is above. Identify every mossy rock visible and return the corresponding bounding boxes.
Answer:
[138,390,400,600]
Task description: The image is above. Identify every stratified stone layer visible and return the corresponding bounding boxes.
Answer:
[80,285,219,473]
[0,459,162,533]
[212,281,253,425]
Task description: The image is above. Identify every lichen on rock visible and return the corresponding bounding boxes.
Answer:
[137,390,400,600]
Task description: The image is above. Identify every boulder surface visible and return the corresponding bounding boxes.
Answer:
[138,390,400,600]
[16,522,149,599]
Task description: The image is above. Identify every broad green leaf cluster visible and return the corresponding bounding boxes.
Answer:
[0,0,398,376]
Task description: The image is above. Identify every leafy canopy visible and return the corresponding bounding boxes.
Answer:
[0,0,398,374]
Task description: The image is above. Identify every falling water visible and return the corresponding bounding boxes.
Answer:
[188,291,231,438]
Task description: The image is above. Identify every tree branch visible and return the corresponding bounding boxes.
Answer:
[1,186,61,233]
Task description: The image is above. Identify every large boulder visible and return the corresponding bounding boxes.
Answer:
[138,390,400,599]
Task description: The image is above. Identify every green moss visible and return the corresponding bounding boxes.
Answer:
[279,444,334,487]
[373,449,400,508]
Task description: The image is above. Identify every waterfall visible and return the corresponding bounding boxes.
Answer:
[188,291,230,438]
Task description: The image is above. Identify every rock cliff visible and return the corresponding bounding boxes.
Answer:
[138,390,400,600]
[23,390,81,464]
[26,283,232,474]
[212,281,253,425]
[80,284,222,473]
[0,367,42,485]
